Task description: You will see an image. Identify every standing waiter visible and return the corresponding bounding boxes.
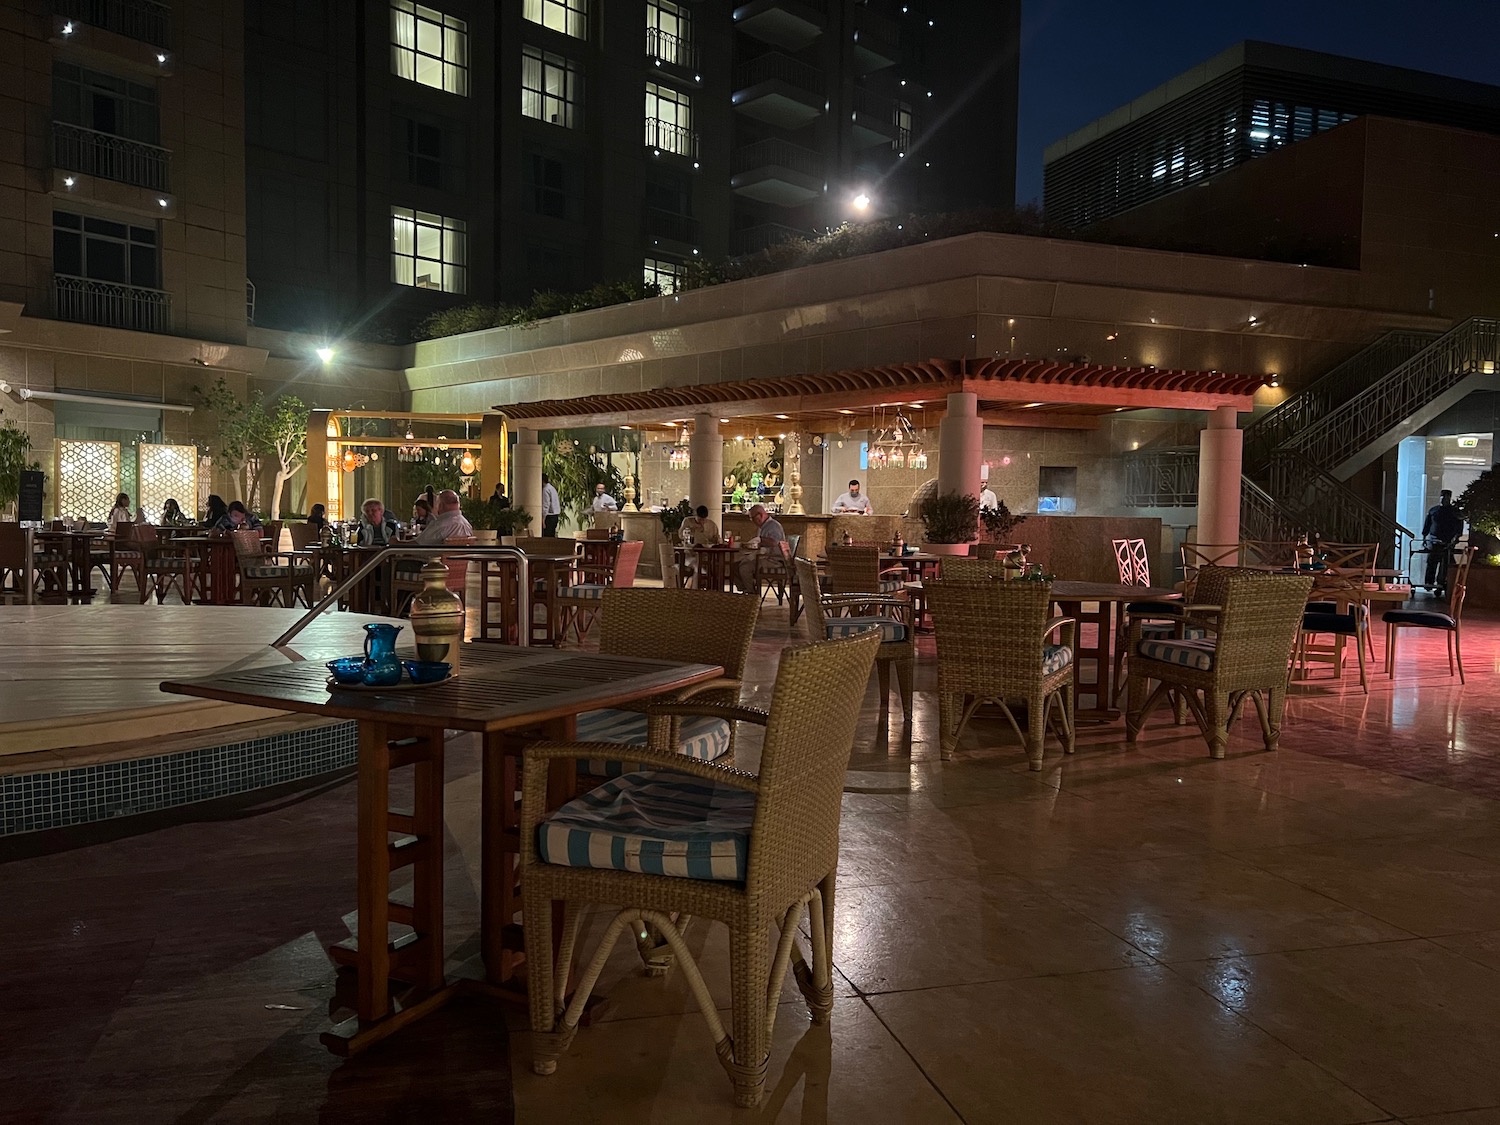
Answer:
[1422,489,1465,594]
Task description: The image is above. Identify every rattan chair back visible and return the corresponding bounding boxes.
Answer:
[288,522,321,550]
[517,536,578,558]
[598,587,759,680]
[926,578,1055,694]
[940,556,1010,583]
[1449,546,1476,622]
[793,558,828,637]
[825,544,881,593]
[1214,574,1315,683]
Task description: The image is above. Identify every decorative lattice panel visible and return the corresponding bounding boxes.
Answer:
[137,443,198,522]
[56,440,121,522]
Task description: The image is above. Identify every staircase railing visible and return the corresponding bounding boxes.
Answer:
[1240,478,1299,545]
[1243,329,1437,466]
[1258,450,1411,565]
[1282,317,1500,472]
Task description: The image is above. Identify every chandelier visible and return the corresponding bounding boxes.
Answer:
[866,409,927,470]
[339,448,371,472]
[667,427,690,470]
[397,423,422,461]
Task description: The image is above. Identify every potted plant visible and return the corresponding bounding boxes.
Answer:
[0,414,32,521]
[919,490,979,556]
[658,498,692,540]
[494,506,533,544]
[1457,468,1500,608]
[979,498,1027,545]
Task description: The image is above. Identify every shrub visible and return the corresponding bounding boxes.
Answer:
[919,490,979,545]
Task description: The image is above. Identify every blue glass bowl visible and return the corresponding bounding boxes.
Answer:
[327,656,368,685]
[403,660,451,684]
[362,659,404,687]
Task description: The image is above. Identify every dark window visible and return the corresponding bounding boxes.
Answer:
[247,0,327,45]
[1037,466,1078,514]
[525,151,576,219]
[52,63,159,144]
[526,244,573,293]
[53,211,159,287]
[408,120,443,187]
[644,177,689,216]
[247,64,328,160]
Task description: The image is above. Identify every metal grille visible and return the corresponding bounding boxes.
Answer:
[137,443,196,521]
[52,121,171,191]
[54,274,171,333]
[56,440,121,522]
[733,137,822,177]
[53,0,171,48]
[1123,450,1198,506]
[644,118,698,159]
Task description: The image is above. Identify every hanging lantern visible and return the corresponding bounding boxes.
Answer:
[459,450,476,475]
[341,449,357,473]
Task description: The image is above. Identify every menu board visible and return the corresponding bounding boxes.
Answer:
[18,469,43,522]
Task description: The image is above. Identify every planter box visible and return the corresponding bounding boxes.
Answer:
[1466,561,1500,609]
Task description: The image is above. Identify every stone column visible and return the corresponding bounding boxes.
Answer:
[1196,404,1243,558]
[513,427,543,532]
[689,414,723,517]
[480,413,506,497]
[785,430,804,514]
[936,392,983,500]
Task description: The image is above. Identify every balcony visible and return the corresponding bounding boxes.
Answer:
[732,52,825,129]
[643,206,699,248]
[852,6,900,72]
[732,222,811,255]
[850,85,899,148]
[646,26,700,71]
[53,122,170,191]
[54,274,170,334]
[731,138,823,207]
[732,0,824,51]
[54,0,171,49]
[645,118,699,161]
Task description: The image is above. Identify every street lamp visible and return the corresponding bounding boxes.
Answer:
[851,192,872,212]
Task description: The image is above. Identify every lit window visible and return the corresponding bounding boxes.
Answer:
[391,1,469,96]
[391,207,467,293]
[645,82,693,156]
[524,0,588,39]
[522,47,580,128]
[646,1,693,67]
[893,100,912,151]
[643,256,684,295]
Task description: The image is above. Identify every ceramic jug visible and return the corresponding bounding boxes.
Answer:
[409,561,463,675]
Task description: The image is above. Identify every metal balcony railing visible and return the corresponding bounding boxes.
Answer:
[643,207,698,244]
[54,0,171,48]
[646,26,699,70]
[733,137,822,177]
[852,5,900,59]
[1123,449,1198,506]
[732,222,811,255]
[54,274,170,334]
[53,121,170,191]
[245,279,256,326]
[852,84,896,123]
[1243,329,1437,466]
[645,117,699,159]
[733,51,823,96]
[1282,317,1500,475]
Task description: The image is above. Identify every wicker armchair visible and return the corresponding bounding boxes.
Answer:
[938,556,1012,581]
[230,528,315,607]
[825,544,908,594]
[925,578,1076,769]
[140,526,199,604]
[109,523,148,595]
[794,557,913,745]
[1126,573,1312,759]
[521,629,882,1107]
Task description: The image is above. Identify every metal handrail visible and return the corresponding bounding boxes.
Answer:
[52,120,171,191]
[271,545,531,650]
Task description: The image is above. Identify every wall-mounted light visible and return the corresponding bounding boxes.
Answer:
[157,198,169,207]
[63,176,75,188]
[316,347,335,364]
[61,21,74,35]
[156,53,168,64]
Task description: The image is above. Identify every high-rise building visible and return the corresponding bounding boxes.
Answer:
[1044,40,1500,229]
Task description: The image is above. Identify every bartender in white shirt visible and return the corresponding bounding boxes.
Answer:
[979,482,998,510]
[832,479,873,514]
[591,483,619,511]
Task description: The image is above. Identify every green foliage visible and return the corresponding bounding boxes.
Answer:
[465,497,534,535]
[193,376,309,515]
[658,498,693,537]
[542,431,628,524]
[979,498,1027,542]
[0,413,32,512]
[415,279,662,341]
[1457,467,1500,559]
[919,490,980,545]
[395,451,466,499]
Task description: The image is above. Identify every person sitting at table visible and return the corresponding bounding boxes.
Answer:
[306,503,328,533]
[108,493,133,526]
[214,500,264,532]
[832,479,873,514]
[203,495,228,527]
[159,497,192,526]
[416,489,474,544]
[679,505,722,586]
[410,497,432,533]
[356,498,400,546]
[490,481,511,510]
[734,503,787,595]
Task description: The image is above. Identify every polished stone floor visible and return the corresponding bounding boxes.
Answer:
[6,592,1500,1123]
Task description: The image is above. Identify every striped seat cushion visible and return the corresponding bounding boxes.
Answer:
[33,552,66,564]
[1137,637,1217,671]
[879,576,907,593]
[243,564,311,579]
[1042,643,1073,675]
[151,557,191,570]
[576,707,732,777]
[564,583,607,600]
[537,769,754,881]
[1140,622,1209,640]
[825,615,908,642]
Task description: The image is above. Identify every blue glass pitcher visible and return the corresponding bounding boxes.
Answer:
[363,623,402,662]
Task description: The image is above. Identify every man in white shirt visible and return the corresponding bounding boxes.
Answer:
[832,480,873,514]
[979,482,998,511]
[416,489,475,544]
[541,474,561,536]
[591,483,619,512]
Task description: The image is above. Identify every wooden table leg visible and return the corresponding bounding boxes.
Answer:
[1057,599,1118,718]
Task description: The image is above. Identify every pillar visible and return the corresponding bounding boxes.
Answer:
[1196,404,1243,557]
[480,413,507,497]
[513,427,543,532]
[689,414,723,517]
[936,392,983,501]
[307,409,338,519]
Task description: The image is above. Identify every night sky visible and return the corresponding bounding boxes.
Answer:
[1017,0,1500,205]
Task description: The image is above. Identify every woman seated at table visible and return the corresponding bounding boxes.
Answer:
[306,503,328,533]
[203,494,228,527]
[213,500,263,532]
[108,493,133,526]
[409,497,432,533]
[160,497,193,526]
[356,498,401,546]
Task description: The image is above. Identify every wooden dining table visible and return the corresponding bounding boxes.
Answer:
[35,528,111,603]
[160,642,722,1056]
[1049,581,1181,719]
[674,543,749,591]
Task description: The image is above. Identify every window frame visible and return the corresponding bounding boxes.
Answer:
[521,46,581,129]
[53,210,161,289]
[646,0,692,67]
[645,81,693,156]
[390,1,470,96]
[390,205,468,294]
[643,255,684,295]
[523,0,588,40]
